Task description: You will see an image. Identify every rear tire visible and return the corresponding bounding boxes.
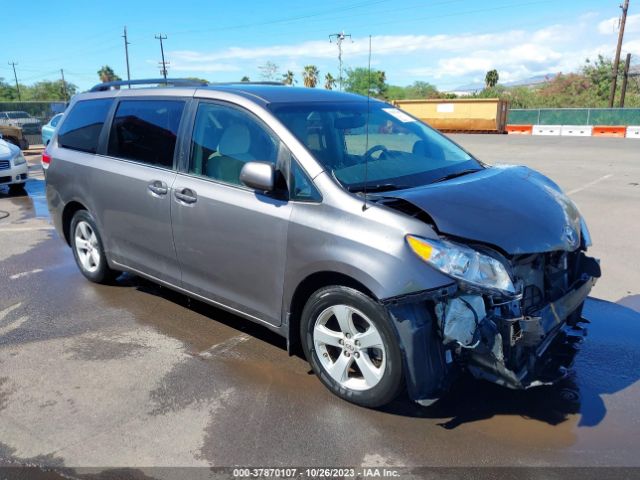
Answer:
[70,210,120,284]
[301,286,403,408]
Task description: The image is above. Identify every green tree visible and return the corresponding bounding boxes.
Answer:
[25,80,77,101]
[485,69,499,88]
[0,78,19,101]
[405,81,439,98]
[97,66,121,83]
[240,76,250,82]
[282,70,296,85]
[186,77,209,84]
[344,67,388,98]
[324,72,336,90]
[303,65,319,88]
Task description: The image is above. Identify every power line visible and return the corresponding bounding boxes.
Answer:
[329,31,352,90]
[123,26,132,88]
[609,0,630,108]
[155,34,168,82]
[60,69,69,101]
[8,61,21,101]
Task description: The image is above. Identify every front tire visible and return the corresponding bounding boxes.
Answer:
[301,286,403,408]
[70,210,119,284]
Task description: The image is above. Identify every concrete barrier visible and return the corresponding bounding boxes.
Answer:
[626,126,640,139]
[592,126,626,138]
[532,125,561,136]
[506,124,533,135]
[561,125,593,137]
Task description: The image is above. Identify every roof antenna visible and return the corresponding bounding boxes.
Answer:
[362,34,372,212]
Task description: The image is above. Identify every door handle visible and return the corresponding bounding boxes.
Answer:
[148,180,168,196]
[174,188,197,204]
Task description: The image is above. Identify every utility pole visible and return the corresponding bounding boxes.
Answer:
[619,53,632,107]
[609,0,630,107]
[329,31,352,91]
[155,33,168,82]
[123,26,132,88]
[8,61,21,101]
[60,69,68,101]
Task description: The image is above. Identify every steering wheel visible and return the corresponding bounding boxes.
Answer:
[364,144,388,161]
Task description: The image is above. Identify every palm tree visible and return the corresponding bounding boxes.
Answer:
[324,73,336,90]
[485,69,499,88]
[97,65,121,83]
[303,65,319,88]
[282,70,296,85]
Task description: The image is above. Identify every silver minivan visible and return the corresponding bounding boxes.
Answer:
[45,79,600,408]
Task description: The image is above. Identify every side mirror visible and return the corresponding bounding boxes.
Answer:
[240,162,275,192]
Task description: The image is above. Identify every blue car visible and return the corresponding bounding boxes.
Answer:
[41,113,63,146]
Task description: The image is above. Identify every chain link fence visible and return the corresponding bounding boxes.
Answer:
[508,108,640,126]
[0,101,67,147]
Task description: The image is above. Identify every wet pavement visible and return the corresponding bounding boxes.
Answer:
[1,138,640,475]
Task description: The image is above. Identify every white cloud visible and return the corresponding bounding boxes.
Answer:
[597,13,640,35]
[161,12,640,88]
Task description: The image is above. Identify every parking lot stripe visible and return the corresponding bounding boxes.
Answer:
[566,174,614,195]
[0,226,54,232]
[9,268,44,280]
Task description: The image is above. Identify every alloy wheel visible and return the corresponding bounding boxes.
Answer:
[74,221,100,273]
[313,304,387,391]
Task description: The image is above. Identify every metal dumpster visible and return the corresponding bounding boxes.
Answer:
[392,98,509,133]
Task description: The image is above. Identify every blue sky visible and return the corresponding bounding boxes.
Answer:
[2,0,639,91]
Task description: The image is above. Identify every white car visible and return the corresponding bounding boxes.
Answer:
[0,136,28,194]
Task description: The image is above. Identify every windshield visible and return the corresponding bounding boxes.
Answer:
[269,101,481,191]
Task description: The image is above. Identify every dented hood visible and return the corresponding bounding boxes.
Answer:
[380,165,582,254]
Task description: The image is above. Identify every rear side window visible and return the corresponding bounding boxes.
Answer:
[58,99,113,153]
[108,99,185,168]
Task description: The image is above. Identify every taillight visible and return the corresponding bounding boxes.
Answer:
[42,150,51,165]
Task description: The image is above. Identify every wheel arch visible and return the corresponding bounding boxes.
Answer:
[61,200,88,246]
[286,270,377,356]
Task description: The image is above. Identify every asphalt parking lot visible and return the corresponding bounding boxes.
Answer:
[1,136,639,476]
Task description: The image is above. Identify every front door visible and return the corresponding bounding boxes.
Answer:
[171,101,291,326]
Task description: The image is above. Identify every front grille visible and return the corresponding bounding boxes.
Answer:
[0,160,10,171]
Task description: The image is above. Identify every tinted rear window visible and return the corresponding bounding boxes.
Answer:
[107,99,185,168]
[58,99,113,154]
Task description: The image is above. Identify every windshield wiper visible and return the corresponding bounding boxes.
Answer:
[346,183,410,193]
[430,168,482,184]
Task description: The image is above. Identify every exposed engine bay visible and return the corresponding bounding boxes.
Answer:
[433,248,600,390]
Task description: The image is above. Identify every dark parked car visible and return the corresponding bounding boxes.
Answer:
[44,79,600,408]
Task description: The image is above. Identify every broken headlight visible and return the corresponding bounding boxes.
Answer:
[407,235,515,295]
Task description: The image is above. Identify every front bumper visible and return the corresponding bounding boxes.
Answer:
[0,161,28,186]
[467,277,594,390]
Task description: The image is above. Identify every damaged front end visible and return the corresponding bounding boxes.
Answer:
[377,165,602,404]
[436,249,600,391]
[387,237,600,406]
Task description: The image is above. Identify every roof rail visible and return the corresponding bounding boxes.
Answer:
[89,78,208,92]
[216,81,286,86]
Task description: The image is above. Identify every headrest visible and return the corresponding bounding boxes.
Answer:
[218,124,250,156]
